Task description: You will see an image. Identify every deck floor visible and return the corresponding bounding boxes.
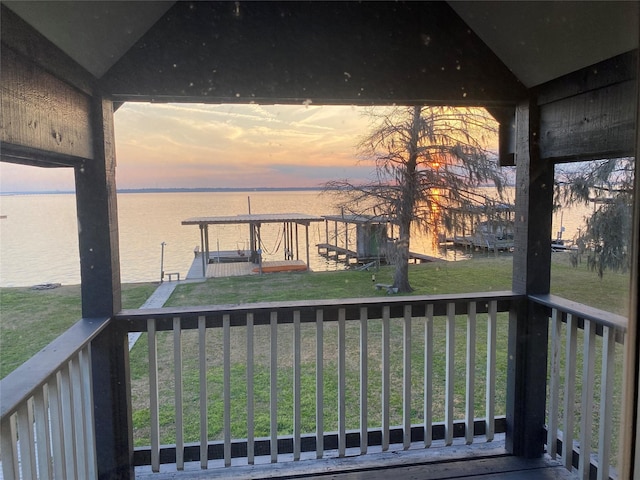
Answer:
[136,438,574,479]
[186,254,308,279]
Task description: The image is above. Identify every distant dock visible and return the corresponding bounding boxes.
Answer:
[318,214,443,266]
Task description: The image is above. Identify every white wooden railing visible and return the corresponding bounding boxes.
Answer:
[1,292,625,479]
[0,318,107,480]
[533,294,627,480]
[117,292,515,472]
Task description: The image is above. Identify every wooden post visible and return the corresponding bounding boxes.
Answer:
[199,224,206,277]
[204,224,210,261]
[325,219,329,246]
[305,224,310,269]
[506,97,554,458]
[75,97,133,479]
[622,44,640,480]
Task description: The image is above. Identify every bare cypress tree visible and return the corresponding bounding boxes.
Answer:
[555,157,634,277]
[326,106,508,292]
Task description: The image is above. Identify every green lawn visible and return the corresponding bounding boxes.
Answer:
[1,254,630,456]
[0,282,157,379]
[166,254,629,315]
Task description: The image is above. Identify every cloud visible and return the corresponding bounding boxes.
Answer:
[3,103,379,191]
[113,103,373,188]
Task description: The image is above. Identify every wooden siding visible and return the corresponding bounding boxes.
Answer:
[0,47,93,166]
[101,2,526,105]
[539,80,636,161]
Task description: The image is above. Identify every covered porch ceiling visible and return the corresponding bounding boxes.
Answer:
[3,1,637,106]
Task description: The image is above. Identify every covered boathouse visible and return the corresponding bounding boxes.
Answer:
[182,213,324,277]
[0,2,638,480]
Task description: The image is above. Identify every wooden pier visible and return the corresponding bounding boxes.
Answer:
[317,243,441,265]
[187,251,308,279]
[318,214,443,266]
[183,213,324,278]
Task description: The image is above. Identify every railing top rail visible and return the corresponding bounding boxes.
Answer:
[117,290,519,318]
[0,316,110,419]
[529,293,627,333]
[115,291,521,329]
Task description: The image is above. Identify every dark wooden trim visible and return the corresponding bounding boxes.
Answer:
[629,36,640,480]
[487,107,516,167]
[0,316,110,418]
[539,80,636,162]
[1,4,97,95]
[1,46,95,164]
[533,51,637,163]
[1,143,86,168]
[505,300,549,458]
[512,99,554,295]
[133,417,508,466]
[73,96,130,478]
[75,98,121,318]
[507,97,553,459]
[116,291,520,331]
[537,50,637,106]
[102,1,525,105]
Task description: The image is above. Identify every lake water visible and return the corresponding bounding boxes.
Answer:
[0,190,588,287]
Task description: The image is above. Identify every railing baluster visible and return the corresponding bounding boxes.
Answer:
[360,306,368,455]
[547,308,562,458]
[47,374,66,479]
[79,347,97,478]
[59,362,77,478]
[1,414,19,480]
[597,326,616,480]
[33,385,52,480]
[578,319,596,480]
[486,300,497,442]
[246,313,255,465]
[148,318,160,473]
[445,303,455,446]
[198,315,208,469]
[223,314,231,467]
[316,309,324,459]
[338,308,346,457]
[17,400,36,480]
[381,305,390,451]
[293,310,301,461]
[69,356,87,478]
[424,303,433,448]
[562,313,577,471]
[465,301,476,445]
[403,305,412,450]
[270,311,278,463]
[174,317,184,470]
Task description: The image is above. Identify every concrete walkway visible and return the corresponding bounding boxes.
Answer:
[127,279,202,350]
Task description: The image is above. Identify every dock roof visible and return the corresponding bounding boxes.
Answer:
[182,213,325,226]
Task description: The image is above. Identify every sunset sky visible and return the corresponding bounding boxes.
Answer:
[1,103,378,192]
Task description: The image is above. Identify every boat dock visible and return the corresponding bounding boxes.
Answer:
[186,250,308,279]
[182,213,324,279]
[317,243,441,264]
[318,214,442,265]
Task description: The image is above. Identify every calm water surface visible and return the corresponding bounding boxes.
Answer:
[0,190,587,287]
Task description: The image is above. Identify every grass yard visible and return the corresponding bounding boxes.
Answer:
[126,254,628,447]
[1,253,630,458]
[0,282,157,379]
